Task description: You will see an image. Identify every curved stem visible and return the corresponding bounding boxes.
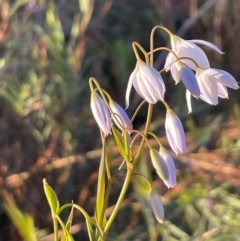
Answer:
[130,100,146,123]
[132,41,149,63]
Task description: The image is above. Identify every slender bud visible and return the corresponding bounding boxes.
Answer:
[150,149,169,182]
[159,147,177,188]
[165,109,187,154]
[90,92,111,136]
[150,190,164,223]
[109,100,133,132]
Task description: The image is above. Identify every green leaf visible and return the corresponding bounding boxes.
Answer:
[96,137,106,227]
[43,179,60,214]
[112,125,130,161]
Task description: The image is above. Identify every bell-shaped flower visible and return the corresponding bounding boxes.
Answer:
[165,109,187,155]
[109,99,133,132]
[149,190,164,223]
[159,147,177,188]
[187,68,239,113]
[165,35,223,71]
[90,92,111,136]
[208,69,239,98]
[195,68,219,105]
[150,149,169,182]
[125,60,166,108]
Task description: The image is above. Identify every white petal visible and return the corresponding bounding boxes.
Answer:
[205,68,239,90]
[164,52,176,71]
[176,40,210,70]
[160,148,177,188]
[189,40,224,54]
[186,90,192,114]
[171,63,181,84]
[197,70,218,105]
[150,191,164,223]
[110,100,133,131]
[217,83,228,98]
[125,66,137,109]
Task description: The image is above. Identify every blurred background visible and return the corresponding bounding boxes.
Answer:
[0,0,240,240]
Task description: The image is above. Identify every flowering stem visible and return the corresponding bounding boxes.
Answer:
[103,167,133,237]
[130,100,146,123]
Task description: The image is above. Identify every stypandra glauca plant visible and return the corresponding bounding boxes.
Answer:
[43,25,239,240]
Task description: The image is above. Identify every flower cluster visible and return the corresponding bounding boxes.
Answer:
[89,25,239,226]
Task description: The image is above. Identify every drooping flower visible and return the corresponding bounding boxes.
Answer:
[159,147,177,188]
[90,91,111,136]
[165,35,223,71]
[186,68,239,113]
[165,109,187,155]
[149,190,164,223]
[109,99,133,131]
[125,60,166,108]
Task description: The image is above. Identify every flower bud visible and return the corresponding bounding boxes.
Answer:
[150,149,169,182]
[109,100,133,132]
[165,109,187,154]
[150,190,164,223]
[90,92,111,136]
[159,147,176,188]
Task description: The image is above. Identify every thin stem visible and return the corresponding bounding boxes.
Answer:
[89,77,109,108]
[103,167,133,237]
[132,41,149,63]
[132,103,153,166]
[130,100,146,123]
[161,99,171,110]
[148,131,164,149]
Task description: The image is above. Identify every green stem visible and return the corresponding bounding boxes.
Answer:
[103,167,133,237]
[53,214,59,241]
[132,103,153,166]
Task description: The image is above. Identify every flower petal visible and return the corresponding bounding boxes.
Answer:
[125,65,137,109]
[110,100,133,131]
[186,90,192,114]
[189,40,224,54]
[165,109,187,154]
[180,65,200,97]
[205,68,239,90]
[91,92,111,136]
[159,148,177,188]
[217,83,228,98]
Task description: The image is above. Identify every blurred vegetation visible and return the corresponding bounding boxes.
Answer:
[0,0,240,240]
